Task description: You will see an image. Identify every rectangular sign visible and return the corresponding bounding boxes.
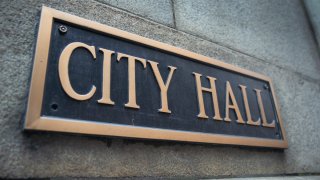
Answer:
[25,6,288,148]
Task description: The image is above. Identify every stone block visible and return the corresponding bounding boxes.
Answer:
[96,0,174,27]
[174,0,320,80]
[304,0,320,48]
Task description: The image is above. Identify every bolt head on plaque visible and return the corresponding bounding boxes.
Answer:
[59,25,67,34]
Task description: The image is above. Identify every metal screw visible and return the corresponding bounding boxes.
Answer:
[264,84,269,90]
[59,25,67,34]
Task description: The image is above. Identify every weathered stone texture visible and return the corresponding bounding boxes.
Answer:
[174,0,320,81]
[305,0,320,48]
[224,176,320,180]
[0,0,319,178]
[95,0,174,27]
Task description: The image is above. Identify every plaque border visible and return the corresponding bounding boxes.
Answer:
[24,6,288,148]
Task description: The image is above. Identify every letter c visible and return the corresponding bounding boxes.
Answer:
[58,42,96,100]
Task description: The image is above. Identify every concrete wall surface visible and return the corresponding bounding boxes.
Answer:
[305,0,320,49]
[0,0,320,178]
[222,175,320,180]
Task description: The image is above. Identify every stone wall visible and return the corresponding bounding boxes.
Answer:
[0,0,319,178]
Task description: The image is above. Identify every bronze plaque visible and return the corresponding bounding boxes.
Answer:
[25,6,288,148]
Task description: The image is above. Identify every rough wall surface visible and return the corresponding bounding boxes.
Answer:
[305,0,320,48]
[0,0,319,178]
